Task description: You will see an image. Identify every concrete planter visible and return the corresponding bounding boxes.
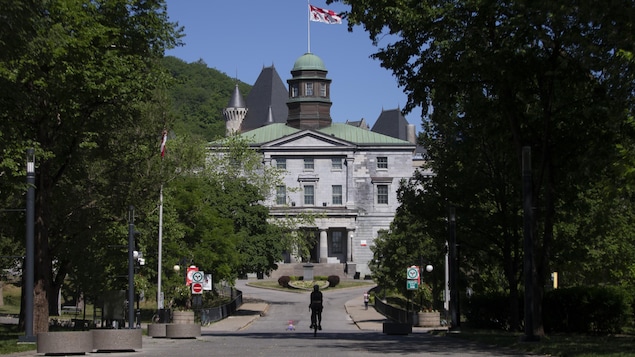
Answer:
[166,323,201,339]
[92,328,142,352]
[172,310,195,324]
[37,331,93,355]
[148,323,168,338]
[416,311,441,327]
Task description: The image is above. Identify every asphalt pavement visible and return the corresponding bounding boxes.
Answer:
[203,280,443,334]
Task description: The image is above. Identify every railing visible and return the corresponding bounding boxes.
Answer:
[198,287,243,325]
[371,287,414,324]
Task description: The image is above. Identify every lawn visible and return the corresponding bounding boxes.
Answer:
[445,328,635,357]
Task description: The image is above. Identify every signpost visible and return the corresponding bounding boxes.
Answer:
[192,282,203,294]
[407,266,420,291]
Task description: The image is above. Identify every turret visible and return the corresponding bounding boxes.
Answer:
[223,84,248,135]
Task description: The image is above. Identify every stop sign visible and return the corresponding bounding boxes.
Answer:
[192,282,203,294]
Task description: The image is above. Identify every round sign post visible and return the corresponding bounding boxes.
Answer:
[192,282,203,294]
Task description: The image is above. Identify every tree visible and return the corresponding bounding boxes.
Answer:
[335,0,635,335]
[0,0,182,334]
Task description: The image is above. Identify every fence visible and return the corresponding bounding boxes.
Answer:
[371,287,414,324]
[198,286,243,325]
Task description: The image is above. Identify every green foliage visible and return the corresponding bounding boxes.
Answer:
[543,286,633,334]
[335,0,635,334]
[0,0,183,330]
[464,292,519,330]
[161,56,252,141]
[278,276,291,288]
[327,275,340,287]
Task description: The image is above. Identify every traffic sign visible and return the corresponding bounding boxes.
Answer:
[406,266,420,280]
[192,282,203,294]
[407,280,419,290]
[192,271,204,283]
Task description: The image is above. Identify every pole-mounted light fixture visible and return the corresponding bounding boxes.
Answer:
[20,148,36,342]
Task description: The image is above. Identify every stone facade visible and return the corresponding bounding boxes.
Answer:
[221,52,424,277]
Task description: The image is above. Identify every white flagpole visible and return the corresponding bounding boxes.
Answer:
[157,184,164,310]
[307,0,311,53]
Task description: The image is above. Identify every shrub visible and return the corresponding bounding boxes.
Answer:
[543,286,632,334]
[327,275,340,287]
[278,276,291,288]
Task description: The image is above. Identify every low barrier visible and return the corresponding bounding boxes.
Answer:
[37,329,142,354]
[37,331,93,355]
[199,288,242,325]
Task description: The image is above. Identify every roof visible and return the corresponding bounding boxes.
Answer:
[371,108,410,141]
[292,53,326,72]
[237,123,413,146]
[226,84,246,108]
[242,66,289,131]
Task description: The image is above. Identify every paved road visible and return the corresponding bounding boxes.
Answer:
[6,279,537,356]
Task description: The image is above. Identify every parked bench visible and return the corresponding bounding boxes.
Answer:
[61,306,83,314]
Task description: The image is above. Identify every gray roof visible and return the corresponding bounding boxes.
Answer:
[226,84,247,108]
[242,65,288,131]
[371,108,410,140]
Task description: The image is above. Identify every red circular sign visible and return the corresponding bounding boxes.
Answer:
[192,283,203,293]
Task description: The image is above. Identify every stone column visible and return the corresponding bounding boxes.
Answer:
[319,229,328,263]
[345,157,355,208]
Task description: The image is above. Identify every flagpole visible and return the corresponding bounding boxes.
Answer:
[307,0,311,53]
[157,184,164,310]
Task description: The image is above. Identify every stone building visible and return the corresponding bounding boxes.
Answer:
[221,52,424,278]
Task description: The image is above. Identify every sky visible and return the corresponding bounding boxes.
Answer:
[163,0,423,132]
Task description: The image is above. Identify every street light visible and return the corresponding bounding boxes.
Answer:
[20,148,35,342]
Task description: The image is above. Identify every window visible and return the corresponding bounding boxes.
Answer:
[291,84,299,98]
[320,83,327,97]
[304,185,315,205]
[377,184,389,204]
[305,82,313,96]
[276,158,286,169]
[331,157,342,170]
[330,231,343,254]
[304,157,314,170]
[276,186,286,205]
[332,185,342,205]
[377,157,388,169]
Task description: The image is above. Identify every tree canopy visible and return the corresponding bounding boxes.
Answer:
[334,0,635,334]
[0,0,182,334]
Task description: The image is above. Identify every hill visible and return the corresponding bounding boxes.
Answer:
[162,56,252,141]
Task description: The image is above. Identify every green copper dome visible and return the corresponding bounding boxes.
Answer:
[292,53,326,71]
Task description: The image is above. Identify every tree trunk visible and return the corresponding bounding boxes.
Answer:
[0,281,4,306]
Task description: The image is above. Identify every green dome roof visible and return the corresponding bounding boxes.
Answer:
[292,53,326,71]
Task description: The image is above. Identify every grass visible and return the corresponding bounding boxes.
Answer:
[0,325,36,355]
[443,327,635,357]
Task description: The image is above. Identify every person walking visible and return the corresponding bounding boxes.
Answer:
[309,285,323,330]
[363,291,369,310]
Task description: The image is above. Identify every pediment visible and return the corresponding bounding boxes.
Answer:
[261,130,355,149]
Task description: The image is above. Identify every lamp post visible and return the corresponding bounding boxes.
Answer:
[127,206,135,329]
[448,206,460,331]
[20,149,35,342]
[522,147,538,341]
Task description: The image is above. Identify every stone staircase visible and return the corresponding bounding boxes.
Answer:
[268,263,348,280]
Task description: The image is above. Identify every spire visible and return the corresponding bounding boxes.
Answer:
[223,84,248,136]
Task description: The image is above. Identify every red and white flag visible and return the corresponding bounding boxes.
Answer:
[160,130,167,158]
[309,4,342,24]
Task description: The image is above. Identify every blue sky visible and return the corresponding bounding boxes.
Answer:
[163,0,423,131]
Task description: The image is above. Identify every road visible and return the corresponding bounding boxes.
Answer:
[6,280,536,357]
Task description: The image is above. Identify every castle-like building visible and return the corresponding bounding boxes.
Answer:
[221,53,426,278]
